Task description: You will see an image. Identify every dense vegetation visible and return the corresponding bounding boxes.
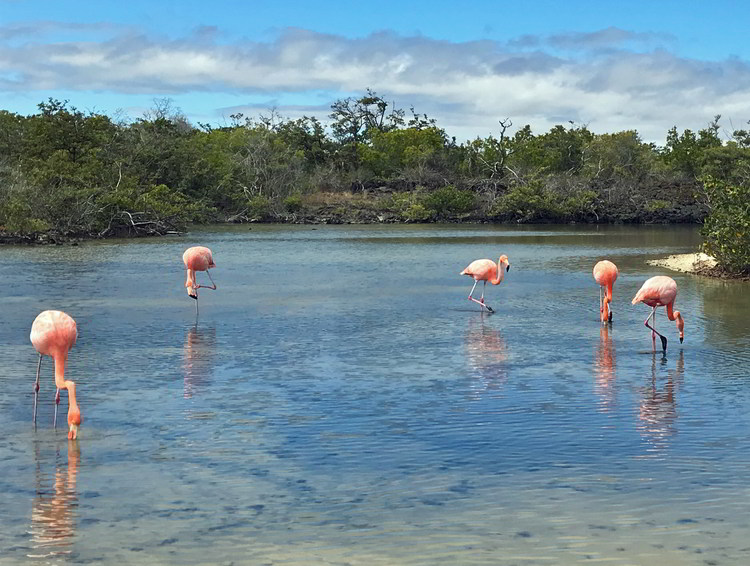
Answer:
[1,92,749,272]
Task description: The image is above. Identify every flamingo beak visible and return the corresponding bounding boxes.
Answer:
[506,265,510,272]
[68,423,79,440]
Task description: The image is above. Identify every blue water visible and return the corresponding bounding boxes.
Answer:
[1,224,749,565]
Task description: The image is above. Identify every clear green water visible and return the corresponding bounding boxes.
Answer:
[1,224,749,565]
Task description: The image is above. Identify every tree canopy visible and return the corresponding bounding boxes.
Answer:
[1,94,749,272]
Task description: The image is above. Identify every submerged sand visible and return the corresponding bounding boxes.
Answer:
[646,252,717,274]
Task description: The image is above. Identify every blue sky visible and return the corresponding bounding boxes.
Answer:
[2,0,749,143]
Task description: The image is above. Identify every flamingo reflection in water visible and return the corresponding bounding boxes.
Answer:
[465,317,508,397]
[593,325,617,412]
[638,351,685,452]
[182,325,217,399]
[28,441,80,559]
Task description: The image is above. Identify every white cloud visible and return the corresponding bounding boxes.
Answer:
[1,23,749,143]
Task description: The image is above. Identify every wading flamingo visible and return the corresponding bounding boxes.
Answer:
[460,255,510,313]
[183,246,216,314]
[30,310,82,439]
[593,260,618,323]
[631,275,684,352]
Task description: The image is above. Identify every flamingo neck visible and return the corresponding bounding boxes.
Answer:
[54,354,68,390]
[54,355,80,419]
[491,259,505,285]
[600,283,613,322]
[666,303,684,338]
[185,268,196,291]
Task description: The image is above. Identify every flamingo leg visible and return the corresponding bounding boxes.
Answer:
[644,307,668,352]
[467,279,478,301]
[467,280,494,312]
[33,354,42,424]
[194,270,217,291]
[53,388,60,428]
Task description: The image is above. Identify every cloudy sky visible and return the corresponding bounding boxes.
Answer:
[2,0,749,144]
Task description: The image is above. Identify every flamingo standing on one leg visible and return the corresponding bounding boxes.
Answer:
[460,255,510,313]
[30,310,82,439]
[631,275,685,353]
[593,260,619,323]
[183,246,217,315]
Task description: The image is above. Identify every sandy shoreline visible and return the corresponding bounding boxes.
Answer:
[646,252,717,274]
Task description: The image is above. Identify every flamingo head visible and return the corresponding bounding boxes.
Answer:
[68,407,82,440]
[499,255,510,272]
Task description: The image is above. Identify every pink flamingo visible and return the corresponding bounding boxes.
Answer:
[593,260,618,323]
[460,255,510,313]
[632,275,685,352]
[183,246,216,314]
[30,310,82,439]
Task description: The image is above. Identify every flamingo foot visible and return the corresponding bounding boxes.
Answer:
[468,297,493,313]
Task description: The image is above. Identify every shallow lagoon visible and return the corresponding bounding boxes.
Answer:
[1,224,749,565]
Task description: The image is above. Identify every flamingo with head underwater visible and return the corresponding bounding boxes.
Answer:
[30,310,82,439]
[593,260,618,323]
[632,275,684,352]
[460,255,510,313]
[183,246,217,314]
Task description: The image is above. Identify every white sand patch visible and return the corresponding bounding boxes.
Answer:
[647,252,717,274]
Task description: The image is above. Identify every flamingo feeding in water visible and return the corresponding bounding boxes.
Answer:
[593,260,619,323]
[631,275,684,352]
[183,246,216,314]
[460,255,510,313]
[29,310,82,439]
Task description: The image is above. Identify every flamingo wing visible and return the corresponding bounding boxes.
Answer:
[461,259,496,280]
[632,276,676,306]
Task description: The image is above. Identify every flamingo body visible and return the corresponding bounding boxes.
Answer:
[632,275,677,308]
[460,255,510,312]
[183,246,216,300]
[632,275,684,350]
[462,259,501,283]
[30,310,82,439]
[183,246,216,272]
[593,260,618,322]
[30,310,77,358]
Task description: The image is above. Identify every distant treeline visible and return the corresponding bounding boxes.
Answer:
[1,92,749,271]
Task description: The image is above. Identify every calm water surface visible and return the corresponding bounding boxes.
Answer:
[1,224,749,565]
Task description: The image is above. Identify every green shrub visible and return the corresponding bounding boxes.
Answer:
[422,185,476,216]
[646,199,670,212]
[490,182,563,222]
[247,195,271,220]
[403,203,432,221]
[283,194,304,213]
[700,177,750,273]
